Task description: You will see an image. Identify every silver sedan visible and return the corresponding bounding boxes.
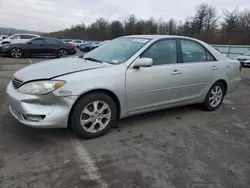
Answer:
[6,35,241,138]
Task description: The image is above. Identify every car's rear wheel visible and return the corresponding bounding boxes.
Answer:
[203,82,226,111]
[70,93,117,139]
[10,48,23,58]
[57,49,68,58]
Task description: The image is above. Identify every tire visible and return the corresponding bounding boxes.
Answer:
[203,82,226,111]
[10,48,23,58]
[57,49,68,58]
[70,93,117,139]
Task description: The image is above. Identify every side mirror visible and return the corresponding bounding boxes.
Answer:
[27,41,32,45]
[133,58,153,68]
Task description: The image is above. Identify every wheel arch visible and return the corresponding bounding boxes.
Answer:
[215,79,228,95]
[2,41,10,45]
[68,88,121,127]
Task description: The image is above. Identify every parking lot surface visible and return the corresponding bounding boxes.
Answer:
[0,57,250,188]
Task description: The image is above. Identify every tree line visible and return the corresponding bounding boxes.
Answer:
[46,3,250,45]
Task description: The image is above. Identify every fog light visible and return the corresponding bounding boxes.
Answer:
[23,114,45,122]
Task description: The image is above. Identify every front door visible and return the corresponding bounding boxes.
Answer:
[26,38,46,57]
[11,35,22,44]
[126,39,183,114]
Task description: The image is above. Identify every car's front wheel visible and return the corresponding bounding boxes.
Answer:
[70,93,117,139]
[203,82,226,111]
[10,48,23,58]
[57,49,68,58]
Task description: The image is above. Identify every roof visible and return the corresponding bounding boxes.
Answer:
[12,33,40,36]
[123,35,197,40]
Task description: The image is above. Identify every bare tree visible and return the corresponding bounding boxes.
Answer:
[204,5,218,32]
[46,6,250,45]
[222,8,239,32]
[192,3,210,33]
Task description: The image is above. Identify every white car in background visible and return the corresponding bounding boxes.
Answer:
[69,39,85,47]
[1,33,40,45]
[0,35,8,42]
[235,51,250,67]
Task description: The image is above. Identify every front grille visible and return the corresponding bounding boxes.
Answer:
[12,77,23,89]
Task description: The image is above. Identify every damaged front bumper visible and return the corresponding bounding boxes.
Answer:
[6,82,76,128]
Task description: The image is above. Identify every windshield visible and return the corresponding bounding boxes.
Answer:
[84,37,150,64]
[242,51,250,56]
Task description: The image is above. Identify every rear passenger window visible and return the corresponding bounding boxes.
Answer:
[180,40,208,63]
[45,38,63,44]
[21,35,36,39]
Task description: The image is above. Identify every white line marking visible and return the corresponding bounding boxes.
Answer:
[70,137,108,188]
[28,58,32,64]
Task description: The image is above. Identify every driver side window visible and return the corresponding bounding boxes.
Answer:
[141,40,177,65]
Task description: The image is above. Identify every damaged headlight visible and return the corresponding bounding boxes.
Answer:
[18,80,66,95]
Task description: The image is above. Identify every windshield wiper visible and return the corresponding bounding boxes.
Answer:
[83,57,103,63]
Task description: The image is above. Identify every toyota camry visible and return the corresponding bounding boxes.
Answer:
[6,35,241,138]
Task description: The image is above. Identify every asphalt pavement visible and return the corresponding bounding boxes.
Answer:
[0,57,250,188]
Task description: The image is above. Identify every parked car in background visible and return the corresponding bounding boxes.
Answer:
[235,51,250,67]
[0,35,9,42]
[78,42,93,52]
[0,37,76,58]
[69,39,85,47]
[90,40,111,50]
[6,35,241,139]
[62,39,73,43]
[79,42,101,52]
[1,33,39,45]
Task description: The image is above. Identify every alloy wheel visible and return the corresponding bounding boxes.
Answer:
[80,101,111,133]
[58,49,68,58]
[11,48,22,58]
[209,85,223,107]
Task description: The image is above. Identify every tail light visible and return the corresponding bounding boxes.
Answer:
[72,44,76,49]
[239,64,242,72]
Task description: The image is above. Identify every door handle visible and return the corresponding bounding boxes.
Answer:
[211,66,218,70]
[171,70,181,75]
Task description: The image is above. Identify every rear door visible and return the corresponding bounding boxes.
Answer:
[176,39,218,101]
[44,38,65,55]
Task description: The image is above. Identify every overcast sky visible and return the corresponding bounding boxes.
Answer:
[0,0,249,32]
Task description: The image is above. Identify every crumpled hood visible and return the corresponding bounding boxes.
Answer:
[14,57,109,82]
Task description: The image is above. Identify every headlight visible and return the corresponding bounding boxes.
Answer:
[18,80,66,95]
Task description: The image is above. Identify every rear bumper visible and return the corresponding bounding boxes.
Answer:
[68,49,77,55]
[227,76,241,94]
[6,82,75,128]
